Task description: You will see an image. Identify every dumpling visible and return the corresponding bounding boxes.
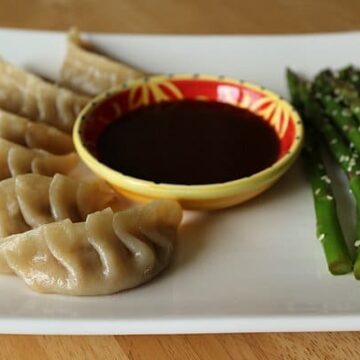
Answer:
[30,152,79,177]
[0,59,89,133]
[0,200,182,295]
[0,178,30,238]
[0,138,79,180]
[0,109,74,154]
[7,147,43,176]
[2,139,79,178]
[15,175,53,229]
[60,28,145,96]
[0,138,14,179]
[48,173,116,222]
[0,173,116,237]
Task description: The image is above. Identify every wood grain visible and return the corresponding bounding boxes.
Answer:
[1,333,360,359]
[1,0,360,358]
[0,0,360,34]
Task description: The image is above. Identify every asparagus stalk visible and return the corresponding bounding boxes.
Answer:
[339,66,360,92]
[313,72,360,153]
[303,133,353,275]
[332,79,359,103]
[320,95,360,151]
[289,69,360,277]
[286,69,353,275]
[288,70,360,176]
[333,84,360,124]
[317,71,360,123]
[304,95,360,278]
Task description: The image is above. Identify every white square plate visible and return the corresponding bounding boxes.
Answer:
[0,28,360,334]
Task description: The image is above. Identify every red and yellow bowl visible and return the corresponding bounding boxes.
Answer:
[73,74,303,210]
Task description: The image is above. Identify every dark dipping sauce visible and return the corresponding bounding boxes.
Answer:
[97,100,280,185]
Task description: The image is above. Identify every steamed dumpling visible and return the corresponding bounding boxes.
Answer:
[0,200,182,295]
[60,28,144,96]
[0,173,116,238]
[0,109,74,154]
[0,178,30,238]
[30,152,79,177]
[0,59,89,133]
[0,138,79,180]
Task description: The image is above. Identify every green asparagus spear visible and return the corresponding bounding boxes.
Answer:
[289,71,360,177]
[339,66,360,91]
[289,69,360,278]
[318,95,360,152]
[286,68,305,111]
[311,70,360,274]
[303,133,353,275]
[304,91,360,278]
[332,79,359,103]
[315,71,360,123]
[333,85,360,124]
[286,69,353,275]
[313,72,360,153]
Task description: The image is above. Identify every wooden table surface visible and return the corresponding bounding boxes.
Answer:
[1,0,360,359]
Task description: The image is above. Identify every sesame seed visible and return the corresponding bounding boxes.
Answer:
[355,107,360,114]
[330,138,338,145]
[342,109,351,117]
[326,195,333,201]
[321,175,331,184]
[340,155,350,163]
[315,188,321,195]
[356,170,360,176]
[355,240,360,247]
[318,234,326,241]
[343,124,350,131]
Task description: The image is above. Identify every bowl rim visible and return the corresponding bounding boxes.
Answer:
[73,73,304,198]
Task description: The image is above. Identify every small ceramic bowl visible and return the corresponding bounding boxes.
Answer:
[73,74,303,210]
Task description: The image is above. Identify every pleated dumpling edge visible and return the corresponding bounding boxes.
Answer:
[0,200,183,296]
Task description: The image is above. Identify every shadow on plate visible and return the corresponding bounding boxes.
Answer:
[162,161,307,277]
